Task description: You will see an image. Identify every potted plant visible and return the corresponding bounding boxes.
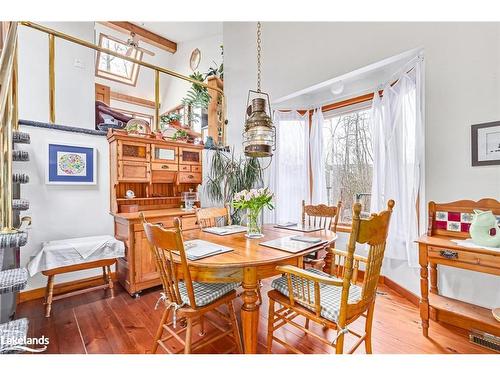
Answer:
[160,112,182,128]
[233,188,274,238]
[205,148,264,224]
[172,129,189,142]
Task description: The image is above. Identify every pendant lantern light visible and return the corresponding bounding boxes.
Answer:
[242,22,276,158]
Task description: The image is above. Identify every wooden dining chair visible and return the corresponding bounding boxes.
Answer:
[266,200,395,354]
[141,214,242,354]
[301,200,342,264]
[195,206,231,229]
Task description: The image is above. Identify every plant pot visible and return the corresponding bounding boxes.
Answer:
[169,120,181,127]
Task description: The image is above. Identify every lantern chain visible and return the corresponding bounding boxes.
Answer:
[257,21,262,93]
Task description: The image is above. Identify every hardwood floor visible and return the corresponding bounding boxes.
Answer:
[16,278,494,354]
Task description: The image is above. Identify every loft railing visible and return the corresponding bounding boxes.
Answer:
[20,21,225,131]
[0,21,227,233]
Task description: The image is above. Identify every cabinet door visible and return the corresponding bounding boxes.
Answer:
[152,144,178,163]
[179,147,202,166]
[118,161,150,182]
[135,231,159,283]
[118,140,150,162]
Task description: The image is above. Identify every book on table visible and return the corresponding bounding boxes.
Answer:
[181,239,233,260]
[260,235,327,253]
[202,225,248,236]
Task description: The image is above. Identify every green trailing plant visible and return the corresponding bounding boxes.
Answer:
[182,71,211,110]
[205,148,263,224]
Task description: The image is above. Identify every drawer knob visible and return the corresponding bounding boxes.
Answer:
[439,250,458,259]
[161,165,169,169]
[188,175,193,179]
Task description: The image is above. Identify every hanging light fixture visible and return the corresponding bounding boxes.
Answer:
[243,22,276,158]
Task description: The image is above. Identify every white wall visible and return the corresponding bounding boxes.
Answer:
[224,22,500,308]
[161,33,223,112]
[18,22,95,128]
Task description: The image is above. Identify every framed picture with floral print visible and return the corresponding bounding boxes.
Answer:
[46,143,97,184]
[471,121,500,166]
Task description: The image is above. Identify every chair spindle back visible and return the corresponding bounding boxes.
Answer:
[301,200,341,231]
[141,214,198,308]
[340,200,395,320]
[195,206,231,229]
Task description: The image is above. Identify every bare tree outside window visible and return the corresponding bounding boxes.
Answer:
[323,106,373,222]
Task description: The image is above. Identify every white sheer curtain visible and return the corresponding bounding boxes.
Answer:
[310,108,328,205]
[265,110,310,224]
[370,57,425,267]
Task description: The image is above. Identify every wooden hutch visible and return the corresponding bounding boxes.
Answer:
[107,130,203,296]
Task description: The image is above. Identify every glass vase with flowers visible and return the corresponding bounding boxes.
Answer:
[233,188,274,238]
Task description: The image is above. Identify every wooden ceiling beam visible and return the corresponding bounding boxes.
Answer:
[99,21,177,54]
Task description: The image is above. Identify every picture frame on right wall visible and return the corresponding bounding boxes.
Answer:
[471,121,500,166]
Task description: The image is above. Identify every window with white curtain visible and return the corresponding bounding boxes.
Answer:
[322,102,373,222]
[266,111,310,224]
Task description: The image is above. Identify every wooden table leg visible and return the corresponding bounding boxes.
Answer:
[322,247,333,274]
[418,244,429,337]
[429,263,438,294]
[241,267,259,354]
[45,275,55,318]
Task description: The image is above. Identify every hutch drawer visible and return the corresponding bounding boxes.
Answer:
[179,147,202,165]
[178,172,202,184]
[191,165,202,173]
[118,140,150,162]
[179,164,190,172]
[151,170,176,183]
[118,161,150,182]
[151,162,178,171]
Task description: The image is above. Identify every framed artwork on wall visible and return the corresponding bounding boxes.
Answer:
[47,143,97,184]
[471,121,500,166]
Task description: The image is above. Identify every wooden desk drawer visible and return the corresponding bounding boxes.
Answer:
[191,165,202,173]
[179,165,190,172]
[151,170,176,183]
[178,172,202,184]
[133,217,175,232]
[428,246,500,273]
[151,162,178,171]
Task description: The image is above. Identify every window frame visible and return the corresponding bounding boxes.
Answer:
[95,33,143,87]
[322,101,373,226]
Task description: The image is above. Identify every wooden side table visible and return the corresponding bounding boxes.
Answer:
[416,198,500,338]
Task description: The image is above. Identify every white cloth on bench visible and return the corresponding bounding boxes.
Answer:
[27,235,125,276]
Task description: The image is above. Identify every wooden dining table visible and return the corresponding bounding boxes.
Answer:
[180,224,338,354]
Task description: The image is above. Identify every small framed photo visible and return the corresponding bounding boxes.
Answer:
[471,121,500,166]
[47,143,97,184]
